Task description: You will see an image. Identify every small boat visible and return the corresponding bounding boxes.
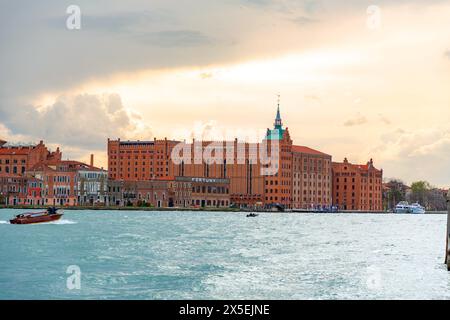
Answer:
[10,207,63,224]
[394,201,425,214]
[394,201,410,213]
[410,203,426,214]
[246,213,259,217]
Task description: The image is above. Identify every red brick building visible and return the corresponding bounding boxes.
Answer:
[0,140,61,176]
[332,158,383,211]
[107,105,332,209]
[262,107,293,209]
[291,146,332,209]
[107,138,180,180]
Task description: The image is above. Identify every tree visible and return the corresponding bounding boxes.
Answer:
[426,188,447,211]
[407,181,447,211]
[409,181,431,205]
[383,179,407,210]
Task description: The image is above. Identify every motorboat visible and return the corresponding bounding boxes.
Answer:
[394,201,425,214]
[394,201,410,213]
[246,213,259,217]
[10,207,63,224]
[409,203,426,214]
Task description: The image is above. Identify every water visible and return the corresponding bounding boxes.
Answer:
[0,209,449,300]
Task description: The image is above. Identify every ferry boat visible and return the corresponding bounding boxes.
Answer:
[394,201,426,214]
[10,207,63,224]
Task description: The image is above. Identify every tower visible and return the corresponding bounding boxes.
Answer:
[266,95,286,140]
[274,95,283,130]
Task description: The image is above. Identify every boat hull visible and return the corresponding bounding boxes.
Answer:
[10,213,63,225]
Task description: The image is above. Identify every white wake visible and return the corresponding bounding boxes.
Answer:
[48,219,77,225]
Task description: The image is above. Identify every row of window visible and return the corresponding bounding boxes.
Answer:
[0,159,26,164]
[0,166,26,174]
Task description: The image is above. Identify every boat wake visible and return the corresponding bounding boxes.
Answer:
[48,219,77,225]
[0,220,9,224]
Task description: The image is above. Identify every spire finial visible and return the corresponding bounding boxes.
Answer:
[274,94,282,129]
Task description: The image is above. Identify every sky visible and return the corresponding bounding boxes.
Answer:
[0,0,449,187]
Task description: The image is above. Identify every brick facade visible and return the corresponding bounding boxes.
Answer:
[332,158,383,211]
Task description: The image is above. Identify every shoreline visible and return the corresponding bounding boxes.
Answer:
[0,205,446,214]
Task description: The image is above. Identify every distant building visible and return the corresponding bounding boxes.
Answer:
[263,106,293,209]
[176,176,230,208]
[26,177,44,206]
[0,174,28,205]
[263,106,332,210]
[291,146,332,209]
[107,138,180,180]
[332,158,383,211]
[77,155,108,206]
[107,104,332,209]
[27,160,104,206]
[0,140,61,176]
[107,179,170,207]
[169,177,192,208]
[106,176,230,208]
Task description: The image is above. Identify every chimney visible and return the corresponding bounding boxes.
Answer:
[90,154,94,167]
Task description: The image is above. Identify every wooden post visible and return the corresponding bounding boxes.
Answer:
[446,190,450,270]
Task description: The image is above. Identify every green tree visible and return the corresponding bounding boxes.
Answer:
[383,179,407,210]
[409,181,432,207]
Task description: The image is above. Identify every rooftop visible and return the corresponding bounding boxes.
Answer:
[292,145,331,157]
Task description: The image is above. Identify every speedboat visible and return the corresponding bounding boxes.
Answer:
[10,207,63,224]
[246,213,259,217]
[394,201,425,214]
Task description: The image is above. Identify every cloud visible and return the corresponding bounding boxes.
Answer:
[343,114,368,127]
[199,72,214,79]
[445,50,450,59]
[378,114,391,125]
[139,30,211,47]
[371,127,450,186]
[0,93,151,150]
[292,16,318,26]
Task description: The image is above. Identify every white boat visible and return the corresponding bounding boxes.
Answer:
[409,203,426,214]
[394,201,426,214]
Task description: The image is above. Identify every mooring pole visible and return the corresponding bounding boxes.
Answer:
[446,190,450,270]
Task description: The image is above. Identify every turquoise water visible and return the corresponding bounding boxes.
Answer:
[0,209,449,300]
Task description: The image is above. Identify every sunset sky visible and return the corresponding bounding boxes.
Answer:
[1,0,450,186]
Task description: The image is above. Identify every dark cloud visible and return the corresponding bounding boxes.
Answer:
[0,0,447,155]
[0,93,142,149]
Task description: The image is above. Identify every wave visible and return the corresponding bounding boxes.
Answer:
[48,219,77,225]
[0,220,9,224]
